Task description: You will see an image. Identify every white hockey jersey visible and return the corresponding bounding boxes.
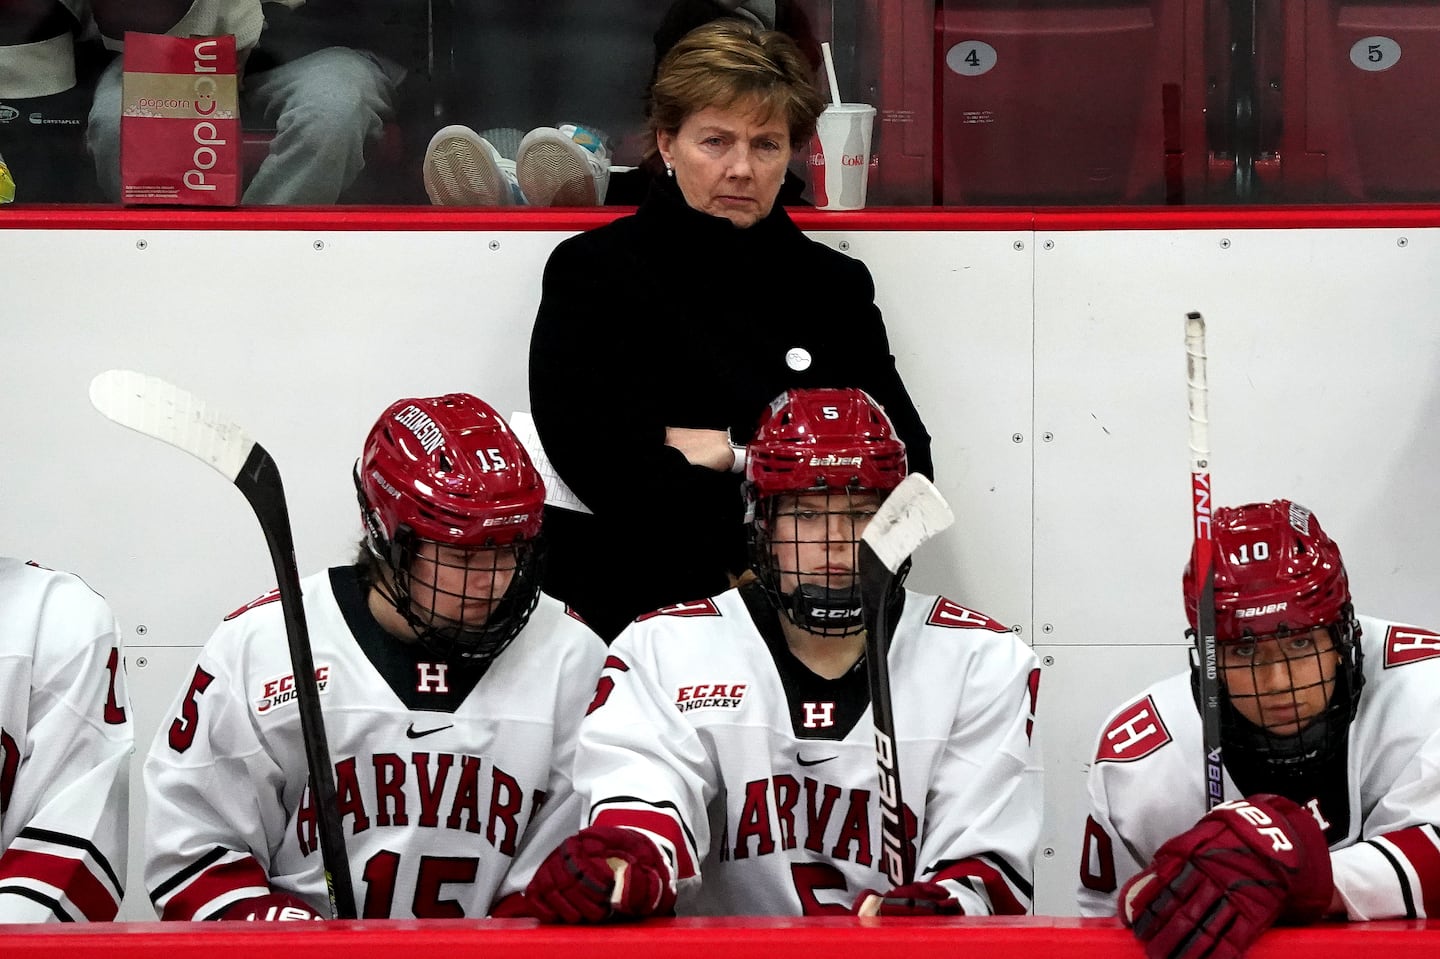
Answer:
[1078,614,1440,920]
[0,558,133,922]
[144,566,606,920]
[577,587,1042,916]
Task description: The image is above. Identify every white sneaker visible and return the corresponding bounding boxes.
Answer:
[516,124,611,206]
[423,124,523,206]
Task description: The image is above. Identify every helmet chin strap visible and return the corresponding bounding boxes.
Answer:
[784,583,865,635]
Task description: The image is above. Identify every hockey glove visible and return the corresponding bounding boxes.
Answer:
[219,892,324,921]
[488,892,534,918]
[853,881,964,917]
[525,825,676,924]
[1119,794,1332,959]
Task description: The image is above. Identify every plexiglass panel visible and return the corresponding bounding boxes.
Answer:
[1,1,1438,206]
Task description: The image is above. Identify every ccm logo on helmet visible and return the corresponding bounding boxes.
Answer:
[1236,602,1288,619]
[808,454,861,467]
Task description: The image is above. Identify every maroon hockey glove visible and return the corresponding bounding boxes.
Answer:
[489,892,534,918]
[1119,794,1332,959]
[525,826,676,924]
[853,882,964,917]
[219,892,324,921]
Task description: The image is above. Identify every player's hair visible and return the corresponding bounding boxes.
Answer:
[648,18,824,152]
[354,537,383,590]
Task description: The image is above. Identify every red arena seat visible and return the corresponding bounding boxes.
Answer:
[1270,0,1440,201]
[933,0,1211,205]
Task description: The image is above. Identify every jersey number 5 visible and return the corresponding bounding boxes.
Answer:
[791,863,853,915]
[169,666,215,753]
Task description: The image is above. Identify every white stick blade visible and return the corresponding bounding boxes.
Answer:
[89,370,256,482]
[1185,311,1210,469]
[861,473,955,574]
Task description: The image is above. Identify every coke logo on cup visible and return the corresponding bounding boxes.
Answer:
[841,153,865,166]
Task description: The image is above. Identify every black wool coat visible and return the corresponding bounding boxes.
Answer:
[528,176,933,641]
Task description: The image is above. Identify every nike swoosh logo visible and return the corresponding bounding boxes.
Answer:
[797,753,837,767]
[406,723,454,739]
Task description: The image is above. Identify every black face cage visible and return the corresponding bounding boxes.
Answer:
[377,525,545,668]
[1189,605,1365,774]
[749,487,881,636]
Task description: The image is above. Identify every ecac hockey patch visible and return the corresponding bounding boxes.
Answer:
[254,665,332,714]
[674,682,746,713]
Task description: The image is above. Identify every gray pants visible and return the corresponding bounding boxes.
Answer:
[87,46,401,204]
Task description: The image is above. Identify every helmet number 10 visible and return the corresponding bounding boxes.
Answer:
[1233,541,1270,564]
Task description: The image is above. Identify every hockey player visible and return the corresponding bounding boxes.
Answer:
[0,557,133,921]
[1078,500,1440,957]
[143,393,607,920]
[523,387,1041,921]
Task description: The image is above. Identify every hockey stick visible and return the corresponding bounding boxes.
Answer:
[858,473,955,888]
[89,370,358,919]
[1185,313,1224,810]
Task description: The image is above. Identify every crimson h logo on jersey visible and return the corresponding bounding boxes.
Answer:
[802,701,836,729]
[416,662,450,693]
[1095,695,1172,763]
[1384,625,1440,668]
[926,597,1010,633]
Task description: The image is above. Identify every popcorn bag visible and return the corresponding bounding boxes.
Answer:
[120,32,239,205]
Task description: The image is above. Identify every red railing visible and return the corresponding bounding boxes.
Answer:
[4,917,1438,959]
[4,204,1440,233]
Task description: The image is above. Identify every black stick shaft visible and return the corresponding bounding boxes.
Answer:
[237,445,357,919]
[859,540,912,887]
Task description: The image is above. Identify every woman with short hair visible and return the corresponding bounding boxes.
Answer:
[529,19,932,642]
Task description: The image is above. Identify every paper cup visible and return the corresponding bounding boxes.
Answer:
[809,103,875,211]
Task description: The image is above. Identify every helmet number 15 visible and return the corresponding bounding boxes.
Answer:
[476,449,508,472]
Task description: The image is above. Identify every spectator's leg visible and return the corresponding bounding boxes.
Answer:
[84,57,124,201]
[243,47,400,204]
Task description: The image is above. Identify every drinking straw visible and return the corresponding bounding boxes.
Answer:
[821,42,842,106]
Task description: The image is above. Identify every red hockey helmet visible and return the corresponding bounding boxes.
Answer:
[1183,499,1363,773]
[356,394,546,664]
[745,387,907,501]
[359,394,544,550]
[1183,500,1350,643]
[746,388,907,636]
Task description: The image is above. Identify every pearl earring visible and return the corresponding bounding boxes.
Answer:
[665,161,674,177]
